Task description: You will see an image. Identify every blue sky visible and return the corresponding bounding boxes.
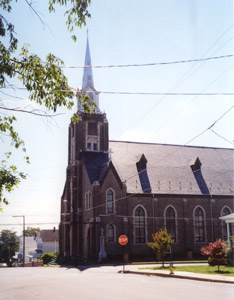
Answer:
[1,1,233,233]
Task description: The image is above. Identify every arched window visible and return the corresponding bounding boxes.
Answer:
[194,207,205,242]
[107,225,114,242]
[134,206,146,243]
[107,190,114,213]
[165,206,176,242]
[221,206,232,240]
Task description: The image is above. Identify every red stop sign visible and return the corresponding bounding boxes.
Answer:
[118,235,128,245]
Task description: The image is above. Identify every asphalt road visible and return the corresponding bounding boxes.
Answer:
[0,265,233,300]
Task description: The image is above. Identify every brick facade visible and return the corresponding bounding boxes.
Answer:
[59,110,233,262]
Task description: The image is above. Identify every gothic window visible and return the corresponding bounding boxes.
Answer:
[221,206,232,240]
[107,190,114,213]
[134,206,146,244]
[107,225,114,242]
[194,207,205,242]
[93,143,97,151]
[88,192,91,209]
[85,192,91,209]
[165,206,177,242]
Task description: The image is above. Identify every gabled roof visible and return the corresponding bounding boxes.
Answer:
[109,141,234,195]
[40,230,59,242]
[81,151,109,184]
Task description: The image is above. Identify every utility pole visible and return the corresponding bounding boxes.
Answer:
[13,215,25,267]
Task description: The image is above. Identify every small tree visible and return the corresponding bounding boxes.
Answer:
[0,229,19,266]
[24,227,40,237]
[148,228,174,267]
[201,239,228,271]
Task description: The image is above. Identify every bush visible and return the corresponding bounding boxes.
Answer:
[227,248,234,266]
[40,252,58,265]
[201,239,228,271]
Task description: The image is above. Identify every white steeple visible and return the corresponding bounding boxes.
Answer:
[77,34,99,112]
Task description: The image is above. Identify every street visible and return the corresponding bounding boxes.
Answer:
[0,265,233,300]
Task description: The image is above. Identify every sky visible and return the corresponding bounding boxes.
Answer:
[0,1,233,234]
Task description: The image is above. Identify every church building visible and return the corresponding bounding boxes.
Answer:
[59,38,234,262]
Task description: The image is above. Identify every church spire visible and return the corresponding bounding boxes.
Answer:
[77,34,99,112]
[82,33,94,91]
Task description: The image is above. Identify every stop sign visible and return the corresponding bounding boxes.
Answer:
[118,235,128,245]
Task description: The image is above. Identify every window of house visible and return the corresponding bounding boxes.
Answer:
[107,190,114,213]
[221,207,232,240]
[194,207,205,242]
[134,206,146,243]
[88,122,97,135]
[165,206,176,242]
[107,225,114,242]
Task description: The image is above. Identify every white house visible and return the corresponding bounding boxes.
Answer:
[19,236,40,262]
[36,230,59,254]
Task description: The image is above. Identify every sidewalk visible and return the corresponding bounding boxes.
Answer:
[119,266,234,284]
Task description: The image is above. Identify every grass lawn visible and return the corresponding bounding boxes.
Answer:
[142,265,234,277]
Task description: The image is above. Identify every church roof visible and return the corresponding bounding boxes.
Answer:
[109,141,234,196]
[81,151,109,184]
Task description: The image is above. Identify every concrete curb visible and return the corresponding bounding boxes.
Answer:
[119,270,234,284]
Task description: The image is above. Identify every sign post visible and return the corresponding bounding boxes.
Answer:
[118,235,128,272]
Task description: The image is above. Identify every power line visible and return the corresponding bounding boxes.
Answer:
[210,129,234,146]
[147,64,234,134]
[0,106,64,117]
[120,24,233,133]
[60,54,233,69]
[100,92,233,96]
[185,105,234,146]
[121,105,234,185]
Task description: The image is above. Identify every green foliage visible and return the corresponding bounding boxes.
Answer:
[40,251,58,265]
[48,0,91,41]
[227,236,234,266]
[148,228,174,267]
[0,229,19,265]
[24,227,40,237]
[201,239,228,271]
[0,0,92,208]
[0,115,28,210]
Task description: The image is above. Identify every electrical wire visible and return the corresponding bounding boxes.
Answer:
[60,54,233,69]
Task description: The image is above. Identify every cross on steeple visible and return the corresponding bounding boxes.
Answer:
[108,149,113,161]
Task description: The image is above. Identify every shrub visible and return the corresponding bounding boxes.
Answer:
[40,252,58,265]
[201,239,228,271]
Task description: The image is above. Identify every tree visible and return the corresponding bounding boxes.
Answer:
[24,227,40,237]
[0,0,93,210]
[201,239,228,271]
[0,229,19,265]
[148,228,174,267]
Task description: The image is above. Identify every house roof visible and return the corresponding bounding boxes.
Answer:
[109,141,234,195]
[40,230,59,242]
[220,213,234,222]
